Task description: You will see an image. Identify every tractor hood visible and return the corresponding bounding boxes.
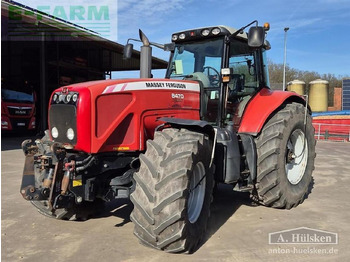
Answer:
[48,79,201,153]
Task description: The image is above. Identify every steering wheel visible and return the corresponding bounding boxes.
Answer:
[203,66,220,86]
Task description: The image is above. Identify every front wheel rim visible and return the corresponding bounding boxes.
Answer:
[187,162,206,224]
[285,129,308,185]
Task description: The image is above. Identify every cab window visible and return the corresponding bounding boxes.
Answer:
[228,41,260,95]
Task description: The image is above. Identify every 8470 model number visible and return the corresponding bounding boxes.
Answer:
[171,93,184,99]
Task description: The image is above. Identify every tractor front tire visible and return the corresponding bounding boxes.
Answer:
[130,128,213,253]
[255,102,316,209]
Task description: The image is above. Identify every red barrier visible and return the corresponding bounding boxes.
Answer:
[312,118,350,141]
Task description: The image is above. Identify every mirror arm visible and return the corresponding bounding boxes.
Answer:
[127,38,141,44]
[226,20,258,43]
[149,42,164,50]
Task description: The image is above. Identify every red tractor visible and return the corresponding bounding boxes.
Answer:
[20,21,315,253]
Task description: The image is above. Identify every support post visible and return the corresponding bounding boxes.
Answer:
[282,27,289,91]
[39,32,47,134]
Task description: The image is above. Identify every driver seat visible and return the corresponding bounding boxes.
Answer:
[184,72,211,87]
[183,72,211,120]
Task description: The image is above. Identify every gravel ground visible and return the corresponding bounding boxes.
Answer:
[2,136,349,262]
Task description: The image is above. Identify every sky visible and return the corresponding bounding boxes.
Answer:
[15,0,350,78]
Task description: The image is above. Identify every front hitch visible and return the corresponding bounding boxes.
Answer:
[20,139,44,200]
[20,140,67,205]
[21,139,38,156]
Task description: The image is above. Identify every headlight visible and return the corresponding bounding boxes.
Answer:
[211,28,221,35]
[53,94,58,102]
[59,94,64,103]
[51,127,59,138]
[66,94,72,103]
[172,34,178,41]
[179,33,186,40]
[66,128,74,140]
[72,93,78,103]
[201,29,210,36]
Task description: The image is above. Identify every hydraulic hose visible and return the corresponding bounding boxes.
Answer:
[75,155,93,166]
[75,156,96,173]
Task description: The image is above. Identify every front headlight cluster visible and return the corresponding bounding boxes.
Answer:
[171,27,221,42]
[52,92,78,104]
[51,126,75,141]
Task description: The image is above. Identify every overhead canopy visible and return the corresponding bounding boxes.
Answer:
[1,0,168,71]
[1,0,168,133]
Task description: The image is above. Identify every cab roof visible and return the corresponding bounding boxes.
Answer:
[171,25,248,42]
[171,25,270,49]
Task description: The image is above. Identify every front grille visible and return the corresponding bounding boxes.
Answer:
[10,118,29,129]
[49,104,77,144]
[7,106,32,116]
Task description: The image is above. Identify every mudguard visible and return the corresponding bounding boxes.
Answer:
[159,117,217,169]
[214,126,241,184]
[238,88,308,136]
[159,117,215,141]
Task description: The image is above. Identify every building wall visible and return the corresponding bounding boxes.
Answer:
[343,78,350,110]
[328,87,342,111]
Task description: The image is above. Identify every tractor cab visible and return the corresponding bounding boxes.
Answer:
[166,23,271,127]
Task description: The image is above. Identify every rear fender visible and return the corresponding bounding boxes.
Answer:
[238,88,309,136]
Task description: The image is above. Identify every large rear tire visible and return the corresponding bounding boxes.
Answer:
[130,128,213,253]
[255,102,316,209]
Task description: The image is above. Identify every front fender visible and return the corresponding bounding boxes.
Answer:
[159,117,216,168]
[159,117,215,141]
[238,88,307,136]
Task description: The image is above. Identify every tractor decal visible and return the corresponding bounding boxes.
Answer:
[102,80,200,94]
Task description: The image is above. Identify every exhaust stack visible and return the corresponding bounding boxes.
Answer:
[139,29,152,78]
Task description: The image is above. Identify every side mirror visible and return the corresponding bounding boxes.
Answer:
[123,43,133,59]
[163,43,175,52]
[248,26,265,48]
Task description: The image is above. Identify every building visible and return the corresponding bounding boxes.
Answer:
[1,0,167,132]
[343,78,350,111]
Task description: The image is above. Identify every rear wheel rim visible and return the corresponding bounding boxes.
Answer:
[188,162,206,224]
[285,129,308,185]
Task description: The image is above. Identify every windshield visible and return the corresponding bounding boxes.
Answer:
[166,38,224,123]
[1,89,34,104]
[167,38,223,88]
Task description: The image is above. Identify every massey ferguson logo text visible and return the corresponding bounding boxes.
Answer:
[269,227,338,245]
[145,82,186,89]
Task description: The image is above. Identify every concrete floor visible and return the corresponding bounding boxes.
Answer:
[1,136,349,262]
